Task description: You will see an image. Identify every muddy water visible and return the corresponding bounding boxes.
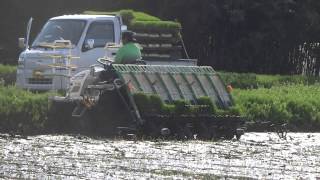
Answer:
[0,133,319,179]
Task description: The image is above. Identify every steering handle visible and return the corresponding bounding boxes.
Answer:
[97,58,113,66]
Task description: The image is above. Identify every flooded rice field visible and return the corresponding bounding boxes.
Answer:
[0,133,320,179]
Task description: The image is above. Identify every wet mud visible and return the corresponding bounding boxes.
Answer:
[0,133,319,179]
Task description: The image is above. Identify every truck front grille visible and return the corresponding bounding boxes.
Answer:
[28,78,53,85]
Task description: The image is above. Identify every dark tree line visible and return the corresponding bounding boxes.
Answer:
[1,0,320,75]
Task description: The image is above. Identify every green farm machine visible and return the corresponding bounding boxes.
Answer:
[51,62,245,140]
[49,10,245,140]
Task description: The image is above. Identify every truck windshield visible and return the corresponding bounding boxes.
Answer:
[32,19,86,47]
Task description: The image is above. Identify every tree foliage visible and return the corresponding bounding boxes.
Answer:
[1,0,320,74]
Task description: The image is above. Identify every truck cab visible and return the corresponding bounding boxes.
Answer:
[16,15,122,90]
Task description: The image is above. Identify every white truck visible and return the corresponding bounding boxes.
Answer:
[16,14,196,91]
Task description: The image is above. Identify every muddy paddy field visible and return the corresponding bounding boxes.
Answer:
[0,132,319,179]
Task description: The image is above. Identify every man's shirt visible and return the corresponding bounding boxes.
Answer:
[114,42,142,64]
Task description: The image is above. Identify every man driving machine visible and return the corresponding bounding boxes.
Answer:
[114,30,142,64]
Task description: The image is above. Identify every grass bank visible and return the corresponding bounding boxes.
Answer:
[0,64,16,85]
[0,85,53,134]
[219,72,320,89]
[232,85,320,131]
[1,67,320,134]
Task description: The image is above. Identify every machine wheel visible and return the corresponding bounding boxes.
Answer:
[222,129,235,140]
[76,112,93,133]
[236,134,242,140]
[114,78,124,88]
[183,123,194,139]
[144,121,161,139]
[196,122,211,140]
[48,100,75,132]
[175,123,193,140]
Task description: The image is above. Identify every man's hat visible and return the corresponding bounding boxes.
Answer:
[122,30,137,42]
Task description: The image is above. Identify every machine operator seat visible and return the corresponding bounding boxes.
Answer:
[121,57,146,65]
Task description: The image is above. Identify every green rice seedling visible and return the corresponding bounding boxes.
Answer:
[173,99,191,115]
[132,20,181,32]
[226,106,241,116]
[161,104,175,115]
[219,71,320,89]
[0,85,55,134]
[132,92,150,113]
[149,94,164,112]
[119,10,135,25]
[286,100,314,128]
[232,84,320,130]
[196,96,216,115]
[83,10,180,32]
[132,93,165,113]
[131,11,161,21]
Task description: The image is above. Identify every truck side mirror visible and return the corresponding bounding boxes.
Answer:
[121,25,127,32]
[83,39,95,52]
[89,65,95,76]
[18,38,25,49]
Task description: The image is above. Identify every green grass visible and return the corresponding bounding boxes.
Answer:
[0,64,16,74]
[0,85,54,134]
[132,83,320,131]
[233,84,320,131]
[218,71,320,89]
[0,64,16,85]
[0,66,319,133]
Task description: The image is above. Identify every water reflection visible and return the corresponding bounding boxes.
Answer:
[0,133,319,179]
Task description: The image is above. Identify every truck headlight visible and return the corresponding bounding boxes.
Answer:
[18,57,25,68]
